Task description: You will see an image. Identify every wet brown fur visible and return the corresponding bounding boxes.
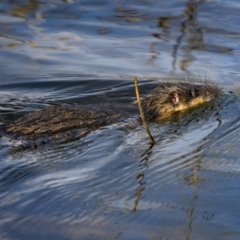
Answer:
[0,82,220,141]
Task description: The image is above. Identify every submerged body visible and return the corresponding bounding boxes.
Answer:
[0,82,220,142]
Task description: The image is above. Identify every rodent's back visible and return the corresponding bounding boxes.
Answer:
[0,104,138,140]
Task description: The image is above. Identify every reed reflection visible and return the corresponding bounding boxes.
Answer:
[132,144,154,212]
[7,0,38,18]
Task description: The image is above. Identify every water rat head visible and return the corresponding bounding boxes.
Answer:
[141,82,219,120]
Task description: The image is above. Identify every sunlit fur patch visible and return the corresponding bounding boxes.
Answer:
[164,96,211,119]
[175,96,206,111]
[173,96,207,111]
[161,96,209,117]
[188,96,206,107]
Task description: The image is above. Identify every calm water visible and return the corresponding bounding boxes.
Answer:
[1,0,240,239]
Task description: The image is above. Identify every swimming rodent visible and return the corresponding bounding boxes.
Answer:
[0,82,219,143]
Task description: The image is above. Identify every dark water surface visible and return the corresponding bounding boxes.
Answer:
[1,1,240,240]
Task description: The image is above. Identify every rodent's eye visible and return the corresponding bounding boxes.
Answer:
[191,89,198,97]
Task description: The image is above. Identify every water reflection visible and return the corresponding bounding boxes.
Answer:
[0,78,240,239]
[114,7,146,23]
[1,0,240,239]
[153,0,233,72]
[132,144,153,213]
[183,155,200,240]
[8,0,38,18]
[0,0,239,80]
